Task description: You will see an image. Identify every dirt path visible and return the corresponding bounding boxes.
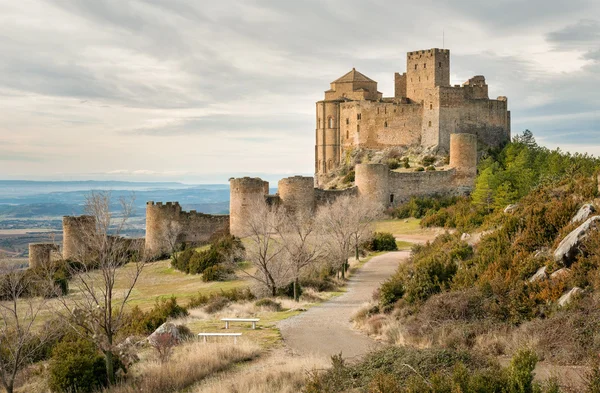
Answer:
[279,251,410,360]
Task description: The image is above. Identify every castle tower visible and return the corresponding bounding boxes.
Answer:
[229,177,268,237]
[62,215,96,261]
[278,176,315,214]
[406,48,450,104]
[449,133,478,189]
[29,243,59,269]
[355,164,390,207]
[145,201,182,258]
[316,69,382,186]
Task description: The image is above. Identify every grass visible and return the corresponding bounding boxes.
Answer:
[104,340,261,393]
[395,240,413,250]
[374,217,422,235]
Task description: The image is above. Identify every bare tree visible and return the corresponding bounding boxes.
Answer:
[349,198,383,261]
[317,195,381,279]
[56,192,146,385]
[277,209,323,301]
[241,198,290,296]
[0,260,53,393]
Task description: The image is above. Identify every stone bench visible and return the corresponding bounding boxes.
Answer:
[197,332,242,344]
[221,318,260,330]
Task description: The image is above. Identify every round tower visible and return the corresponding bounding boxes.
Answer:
[29,243,59,269]
[449,133,478,189]
[62,215,96,261]
[278,176,315,215]
[145,201,182,258]
[229,177,268,237]
[355,163,390,207]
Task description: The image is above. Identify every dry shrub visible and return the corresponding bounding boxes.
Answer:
[365,315,387,336]
[196,354,328,393]
[104,340,260,393]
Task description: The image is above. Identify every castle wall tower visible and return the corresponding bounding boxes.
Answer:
[230,177,268,237]
[449,133,478,189]
[316,100,341,183]
[62,215,96,261]
[29,243,59,269]
[355,164,390,207]
[278,176,315,214]
[406,48,450,104]
[145,201,182,258]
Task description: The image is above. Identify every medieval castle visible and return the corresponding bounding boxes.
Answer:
[28,48,511,267]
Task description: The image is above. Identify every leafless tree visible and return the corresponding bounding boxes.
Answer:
[164,220,183,265]
[241,198,290,296]
[0,259,54,393]
[317,195,381,279]
[277,209,323,301]
[349,198,383,261]
[56,191,146,385]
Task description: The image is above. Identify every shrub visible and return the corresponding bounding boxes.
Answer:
[255,298,282,311]
[426,165,436,171]
[403,157,410,168]
[187,287,255,309]
[387,158,401,170]
[125,296,189,335]
[171,235,244,275]
[202,264,229,282]
[422,155,436,166]
[415,166,425,172]
[343,170,355,183]
[379,275,404,310]
[48,339,107,393]
[277,281,302,299]
[204,296,230,313]
[368,232,398,251]
[300,276,336,292]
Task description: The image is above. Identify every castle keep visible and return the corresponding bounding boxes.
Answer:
[29,48,499,266]
[316,48,510,185]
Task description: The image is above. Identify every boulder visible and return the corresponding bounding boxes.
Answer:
[460,233,471,241]
[553,216,600,266]
[550,268,571,280]
[571,204,596,224]
[148,322,184,346]
[557,287,583,307]
[504,204,518,214]
[528,266,547,283]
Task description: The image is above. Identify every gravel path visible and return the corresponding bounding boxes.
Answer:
[279,251,410,360]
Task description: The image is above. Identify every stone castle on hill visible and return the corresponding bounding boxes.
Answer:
[316,48,510,186]
[28,48,511,266]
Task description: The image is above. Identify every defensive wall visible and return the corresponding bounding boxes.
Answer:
[145,201,229,258]
[230,133,477,237]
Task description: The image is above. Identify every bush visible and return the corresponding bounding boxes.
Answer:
[389,195,461,219]
[387,158,401,170]
[403,157,410,168]
[415,166,425,172]
[48,339,107,393]
[125,296,189,335]
[187,287,255,309]
[204,296,230,313]
[426,165,436,171]
[367,232,398,252]
[202,264,229,282]
[277,281,302,299]
[343,170,355,183]
[172,235,244,275]
[379,275,404,310]
[422,155,436,166]
[300,276,336,292]
[255,298,282,311]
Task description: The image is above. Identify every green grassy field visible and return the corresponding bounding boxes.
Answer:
[374,217,422,235]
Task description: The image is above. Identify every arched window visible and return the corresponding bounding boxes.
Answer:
[390,194,395,204]
[346,130,349,139]
[428,121,432,127]
[328,117,334,128]
[345,118,349,125]
[414,64,417,70]
[384,121,388,128]
[438,62,442,68]
[424,63,427,69]
[430,103,433,110]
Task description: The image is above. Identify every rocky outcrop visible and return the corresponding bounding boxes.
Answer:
[529,266,547,283]
[148,322,186,346]
[504,204,518,214]
[553,216,600,266]
[558,287,583,307]
[571,204,595,224]
[550,268,571,280]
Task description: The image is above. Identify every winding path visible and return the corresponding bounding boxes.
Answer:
[279,251,410,360]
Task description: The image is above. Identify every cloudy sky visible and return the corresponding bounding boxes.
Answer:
[1,0,599,184]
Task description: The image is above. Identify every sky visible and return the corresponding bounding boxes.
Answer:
[0,0,599,184]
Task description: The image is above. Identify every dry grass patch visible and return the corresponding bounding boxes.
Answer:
[104,340,260,393]
[196,354,328,393]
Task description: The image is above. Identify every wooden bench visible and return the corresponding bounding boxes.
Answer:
[221,318,260,330]
[197,332,242,344]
